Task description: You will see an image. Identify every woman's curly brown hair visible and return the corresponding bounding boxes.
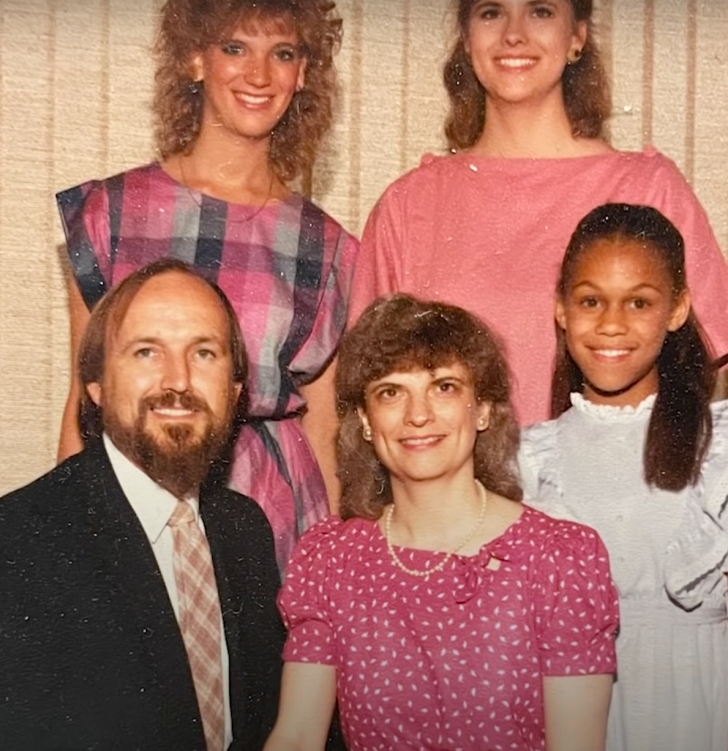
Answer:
[336,294,523,521]
[153,0,342,182]
[443,0,611,150]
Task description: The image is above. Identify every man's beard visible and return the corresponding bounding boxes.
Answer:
[104,390,236,498]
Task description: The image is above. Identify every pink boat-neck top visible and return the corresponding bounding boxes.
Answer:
[351,147,728,426]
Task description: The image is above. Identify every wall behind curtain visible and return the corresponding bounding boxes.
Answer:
[1,0,727,492]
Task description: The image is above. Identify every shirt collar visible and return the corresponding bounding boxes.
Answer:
[103,433,200,544]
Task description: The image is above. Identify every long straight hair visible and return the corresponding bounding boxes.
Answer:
[552,203,715,491]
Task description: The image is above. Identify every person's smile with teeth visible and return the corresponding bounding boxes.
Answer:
[358,363,490,485]
[556,236,691,407]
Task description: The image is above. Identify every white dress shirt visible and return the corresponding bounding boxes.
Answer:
[104,434,232,749]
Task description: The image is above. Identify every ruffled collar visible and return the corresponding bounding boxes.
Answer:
[569,392,656,421]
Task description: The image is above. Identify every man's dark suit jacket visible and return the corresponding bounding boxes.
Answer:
[0,439,285,751]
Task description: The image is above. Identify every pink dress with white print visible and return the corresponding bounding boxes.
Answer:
[279,505,618,751]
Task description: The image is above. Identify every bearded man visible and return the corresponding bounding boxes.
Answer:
[0,260,284,751]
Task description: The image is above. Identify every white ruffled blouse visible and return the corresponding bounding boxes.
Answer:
[519,393,728,610]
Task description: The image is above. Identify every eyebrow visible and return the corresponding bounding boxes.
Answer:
[431,372,468,383]
[471,0,499,10]
[570,280,665,294]
[367,371,469,389]
[119,335,227,352]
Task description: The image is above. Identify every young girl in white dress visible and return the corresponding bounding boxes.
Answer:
[518,202,728,751]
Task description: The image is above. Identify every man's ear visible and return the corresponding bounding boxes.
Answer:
[86,382,103,407]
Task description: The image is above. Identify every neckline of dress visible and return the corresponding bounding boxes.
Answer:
[370,502,530,562]
[421,146,657,170]
[152,161,299,212]
[569,391,657,420]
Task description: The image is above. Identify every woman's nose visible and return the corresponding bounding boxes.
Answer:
[404,393,434,426]
[596,305,628,335]
[244,54,272,87]
[503,11,527,46]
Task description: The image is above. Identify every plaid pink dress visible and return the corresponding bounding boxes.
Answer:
[57,162,358,573]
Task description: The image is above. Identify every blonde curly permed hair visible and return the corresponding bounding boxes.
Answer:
[153,0,342,183]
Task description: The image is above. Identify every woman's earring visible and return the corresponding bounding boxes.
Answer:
[188,79,203,95]
[363,425,372,442]
[290,91,306,121]
[567,48,583,64]
[477,418,488,432]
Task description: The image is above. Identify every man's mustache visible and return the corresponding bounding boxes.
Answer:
[141,390,211,414]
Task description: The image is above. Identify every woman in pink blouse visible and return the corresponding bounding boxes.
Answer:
[350,0,728,426]
[265,294,619,751]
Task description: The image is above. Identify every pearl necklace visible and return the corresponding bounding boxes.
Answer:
[384,480,488,580]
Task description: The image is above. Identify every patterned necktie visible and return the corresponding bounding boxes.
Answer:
[168,501,225,751]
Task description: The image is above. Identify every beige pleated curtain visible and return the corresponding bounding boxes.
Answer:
[1,0,727,492]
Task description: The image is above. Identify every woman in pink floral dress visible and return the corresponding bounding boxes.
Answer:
[265,294,619,751]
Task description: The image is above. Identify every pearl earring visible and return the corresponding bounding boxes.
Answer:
[567,48,583,64]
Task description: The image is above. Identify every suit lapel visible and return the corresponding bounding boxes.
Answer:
[76,442,206,743]
[201,486,287,751]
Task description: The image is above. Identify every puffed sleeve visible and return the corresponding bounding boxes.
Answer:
[664,399,728,608]
[663,495,728,610]
[701,400,728,523]
[288,219,359,381]
[644,149,728,360]
[518,419,570,518]
[56,177,114,308]
[532,517,619,676]
[279,516,345,665]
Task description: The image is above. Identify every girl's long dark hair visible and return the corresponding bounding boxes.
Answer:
[552,203,715,491]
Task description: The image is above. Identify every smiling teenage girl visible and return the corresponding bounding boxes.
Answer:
[350,0,728,426]
[519,203,728,751]
[56,0,357,573]
[264,294,618,751]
